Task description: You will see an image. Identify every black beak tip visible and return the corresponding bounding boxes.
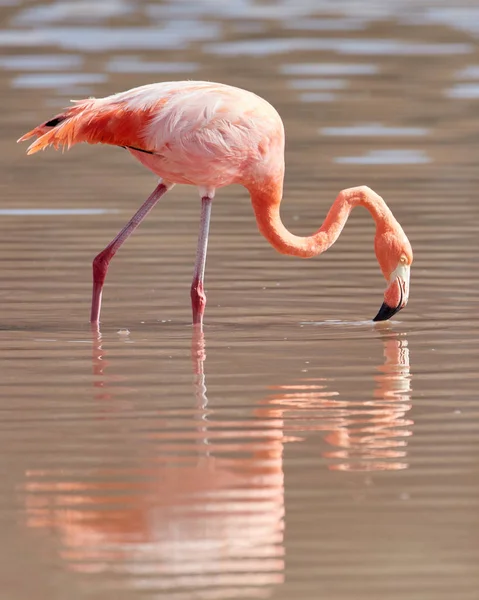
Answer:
[373,302,402,322]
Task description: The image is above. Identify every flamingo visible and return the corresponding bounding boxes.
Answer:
[18,81,412,325]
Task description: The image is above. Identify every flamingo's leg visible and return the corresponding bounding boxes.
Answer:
[191,195,213,325]
[90,181,173,323]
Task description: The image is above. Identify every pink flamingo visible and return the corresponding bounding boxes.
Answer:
[18,81,412,324]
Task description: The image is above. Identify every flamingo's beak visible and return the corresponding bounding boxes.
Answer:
[373,263,410,322]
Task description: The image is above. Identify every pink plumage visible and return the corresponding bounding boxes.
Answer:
[19,81,284,189]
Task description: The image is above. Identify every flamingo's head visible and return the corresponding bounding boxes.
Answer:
[373,228,413,322]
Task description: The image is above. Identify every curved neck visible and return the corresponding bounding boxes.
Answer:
[248,179,397,258]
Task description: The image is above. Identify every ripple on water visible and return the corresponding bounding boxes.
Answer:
[11,72,107,90]
[320,123,429,137]
[206,37,472,56]
[446,83,479,99]
[0,23,220,52]
[0,54,83,70]
[106,56,198,74]
[288,78,349,91]
[146,0,319,20]
[12,0,134,25]
[298,92,338,103]
[334,149,431,165]
[280,62,379,76]
[455,65,479,78]
[285,17,368,31]
[0,209,119,216]
[416,7,479,37]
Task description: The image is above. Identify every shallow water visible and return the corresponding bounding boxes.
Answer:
[2,1,479,599]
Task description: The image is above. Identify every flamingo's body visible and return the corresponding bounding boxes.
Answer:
[19,81,413,325]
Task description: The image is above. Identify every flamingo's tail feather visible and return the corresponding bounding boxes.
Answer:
[20,96,151,155]
[17,99,100,155]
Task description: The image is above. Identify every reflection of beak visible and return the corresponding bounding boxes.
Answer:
[373,264,410,322]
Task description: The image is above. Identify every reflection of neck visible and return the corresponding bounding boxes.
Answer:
[375,335,412,401]
[264,330,413,472]
[328,332,412,471]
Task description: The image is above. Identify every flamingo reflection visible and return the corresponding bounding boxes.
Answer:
[21,324,412,597]
[22,325,285,599]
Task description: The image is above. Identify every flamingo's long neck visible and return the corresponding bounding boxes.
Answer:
[248,178,396,258]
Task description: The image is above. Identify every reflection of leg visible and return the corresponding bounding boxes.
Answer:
[191,325,210,459]
[91,181,173,323]
[90,323,104,377]
[191,325,207,409]
[90,323,114,401]
[191,196,213,326]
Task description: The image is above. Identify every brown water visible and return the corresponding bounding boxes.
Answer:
[2,1,479,599]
